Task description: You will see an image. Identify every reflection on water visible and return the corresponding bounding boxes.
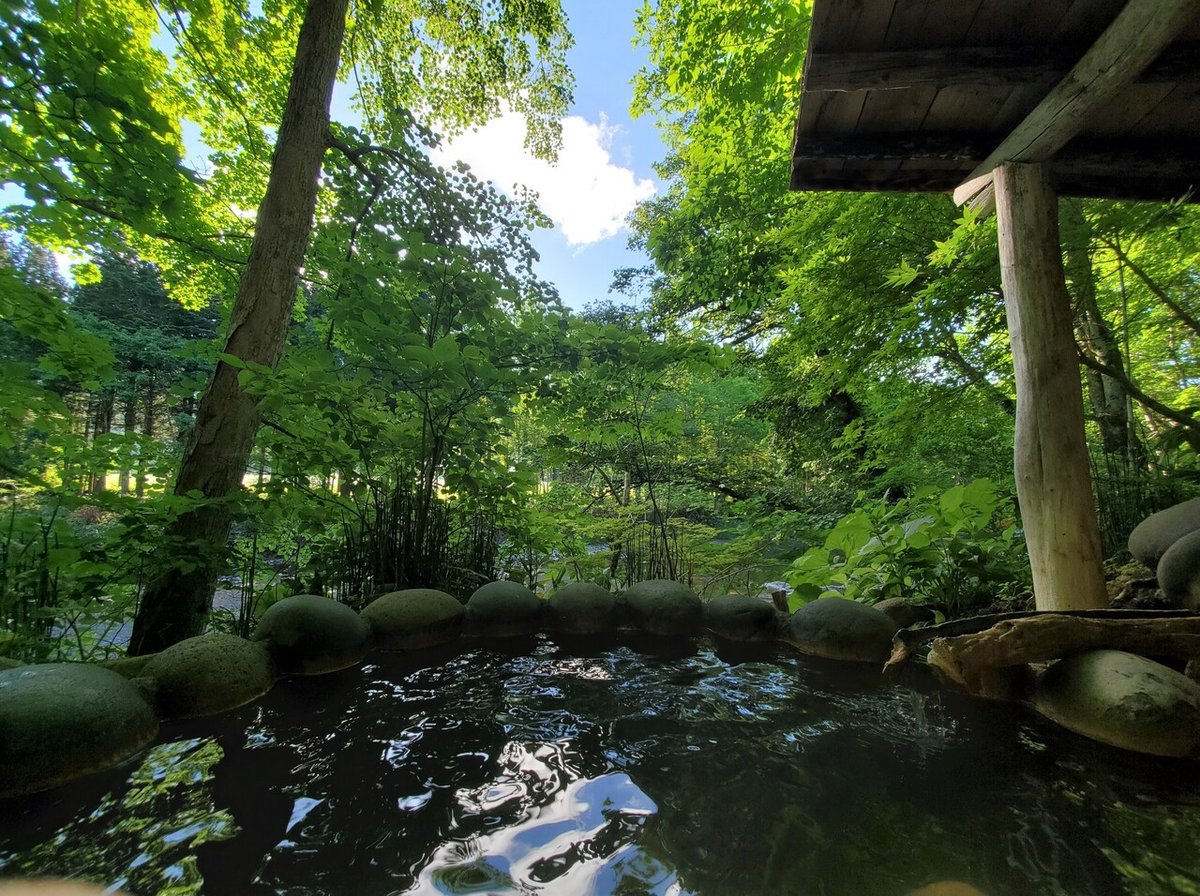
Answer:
[0,739,236,894]
[2,638,1200,895]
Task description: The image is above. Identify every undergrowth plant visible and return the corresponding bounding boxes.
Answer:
[785,479,1030,614]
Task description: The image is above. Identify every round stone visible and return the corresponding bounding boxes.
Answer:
[1156,528,1200,610]
[362,589,465,649]
[703,595,780,641]
[253,594,372,675]
[0,663,158,798]
[873,597,936,629]
[465,581,543,637]
[622,579,702,637]
[143,633,276,719]
[1128,497,1200,569]
[1033,649,1200,758]
[787,596,897,663]
[546,583,619,634]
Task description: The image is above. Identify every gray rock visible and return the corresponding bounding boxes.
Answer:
[362,589,464,649]
[1156,528,1200,609]
[143,633,276,719]
[546,583,618,634]
[704,594,781,641]
[873,597,936,629]
[466,581,543,636]
[1128,497,1200,569]
[0,663,158,798]
[786,596,897,663]
[622,579,702,637]
[253,594,372,674]
[1033,649,1200,758]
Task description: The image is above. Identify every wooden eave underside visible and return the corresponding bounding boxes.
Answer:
[790,0,1200,202]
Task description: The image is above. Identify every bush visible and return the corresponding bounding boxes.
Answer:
[785,479,1030,614]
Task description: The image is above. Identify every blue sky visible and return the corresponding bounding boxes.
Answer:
[430,0,666,311]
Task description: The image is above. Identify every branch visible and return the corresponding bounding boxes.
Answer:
[1099,235,1200,338]
[1076,346,1200,444]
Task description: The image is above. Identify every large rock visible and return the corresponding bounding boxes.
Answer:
[703,594,780,641]
[143,633,276,719]
[0,663,158,798]
[1033,649,1200,758]
[1128,497,1200,569]
[253,594,372,675]
[546,583,619,635]
[787,596,897,663]
[466,581,543,636]
[873,597,936,629]
[622,579,702,637]
[1156,528,1200,609]
[362,589,464,649]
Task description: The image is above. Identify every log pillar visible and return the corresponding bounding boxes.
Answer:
[994,162,1107,610]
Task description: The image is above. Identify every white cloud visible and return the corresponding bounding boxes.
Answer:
[433,112,657,247]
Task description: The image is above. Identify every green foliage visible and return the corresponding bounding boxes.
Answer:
[786,480,1030,614]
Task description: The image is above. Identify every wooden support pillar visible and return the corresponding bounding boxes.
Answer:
[994,162,1107,610]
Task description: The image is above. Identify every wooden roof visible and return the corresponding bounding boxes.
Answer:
[790,0,1200,203]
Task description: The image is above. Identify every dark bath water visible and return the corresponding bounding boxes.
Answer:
[2,637,1200,895]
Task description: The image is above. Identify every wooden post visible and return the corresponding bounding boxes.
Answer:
[994,162,1107,611]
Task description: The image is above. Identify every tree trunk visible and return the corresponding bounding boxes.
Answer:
[91,393,114,494]
[1060,201,1143,459]
[994,163,1106,611]
[119,396,137,494]
[136,376,156,499]
[129,0,349,654]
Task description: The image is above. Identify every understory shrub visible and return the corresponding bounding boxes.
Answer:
[785,479,1030,614]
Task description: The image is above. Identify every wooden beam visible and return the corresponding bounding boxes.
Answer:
[804,45,1200,93]
[961,0,1200,184]
[994,163,1107,612]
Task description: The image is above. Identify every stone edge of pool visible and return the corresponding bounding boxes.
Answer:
[2,583,1199,800]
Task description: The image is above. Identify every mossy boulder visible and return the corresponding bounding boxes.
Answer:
[465,581,542,637]
[0,656,25,671]
[546,583,618,635]
[0,663,158,798]
[1128,497,1200,569]
[253,594,372,675]
[786,596,897,663]
[703,595,780,641]
[873,597,937,629]
[362,589,464,649]
[1156,528,1200,610]
[622,579,702,637]
[1032,649,1200,758]
[143,633,276,719]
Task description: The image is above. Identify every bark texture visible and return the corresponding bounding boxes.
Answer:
[994,163,1107,611]
[129,0,349,654]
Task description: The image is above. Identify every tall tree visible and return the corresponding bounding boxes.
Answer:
[126,0,573,652]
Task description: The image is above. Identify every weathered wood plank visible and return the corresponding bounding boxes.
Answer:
[962,0,1200,182]
[805,45,1200,93]
[994,162,1107,612]
[926,614,1200,698]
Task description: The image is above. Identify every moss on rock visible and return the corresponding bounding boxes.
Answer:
[466,581,542,637]
[547,583,618,635]
[623,579,702,637]
[1033,649,1200,758]
[253,594,372,675]
[703,595,780,641]
[786,596,897,663]
[143,633,276,719]
[0,663,158,798]
[362,589,465,649]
